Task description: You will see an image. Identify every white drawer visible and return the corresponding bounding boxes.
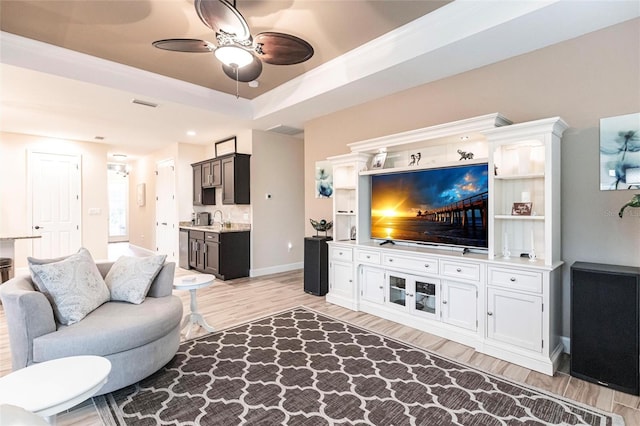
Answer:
[382,254,438,274]
[488,267,542,293]
[330,247,353,262]
[441,260,481,282]
[357,250,381,265]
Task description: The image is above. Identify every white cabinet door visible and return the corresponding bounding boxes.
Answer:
[487,287,542,352]
[387,271,409,311]
[361,266,385,304]
[441,281,477,331]
[330,261,353,298]
[411,277,439,320]
[385,272,439,320]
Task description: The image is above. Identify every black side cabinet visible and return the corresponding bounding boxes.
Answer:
[304,236,332,296]
[571,261,640,395]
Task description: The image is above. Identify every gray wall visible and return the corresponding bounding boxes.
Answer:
[304,18,640,338]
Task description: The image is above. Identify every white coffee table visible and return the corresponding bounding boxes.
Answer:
[174,274,216,338]
[0,355,111,424]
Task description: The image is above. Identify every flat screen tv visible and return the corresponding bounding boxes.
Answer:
[370,163,489,249]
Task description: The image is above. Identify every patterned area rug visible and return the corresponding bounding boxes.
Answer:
[94,307,624,426]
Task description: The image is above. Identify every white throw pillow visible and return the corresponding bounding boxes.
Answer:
[105,255,166,304]
[28,248,110,325]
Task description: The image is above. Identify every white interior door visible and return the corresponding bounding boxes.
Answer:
[156,159,176,261]
[29,152,82,258]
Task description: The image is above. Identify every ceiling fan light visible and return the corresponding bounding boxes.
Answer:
[214,46,253,68]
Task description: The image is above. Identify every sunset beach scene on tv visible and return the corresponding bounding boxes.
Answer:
[370,163,489,249]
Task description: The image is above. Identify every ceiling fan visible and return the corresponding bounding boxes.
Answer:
[153,0,314,89]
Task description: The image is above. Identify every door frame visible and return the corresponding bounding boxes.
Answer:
[107,165,130,243]
[155,158,177,261]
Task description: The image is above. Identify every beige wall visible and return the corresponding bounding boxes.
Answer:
[0,132,109,266]
[250,130,305,274]
[304,19,640,337]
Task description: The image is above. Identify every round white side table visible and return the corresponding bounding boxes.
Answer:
[174,274,216,339]
[0,355,111,424]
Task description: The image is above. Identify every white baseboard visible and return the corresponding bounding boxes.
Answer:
[128,244,156,255]
[560,336,570,354]
[250,262,303,277]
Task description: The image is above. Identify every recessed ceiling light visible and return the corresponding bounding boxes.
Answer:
[248,80,259,88]
[187,130,196,136]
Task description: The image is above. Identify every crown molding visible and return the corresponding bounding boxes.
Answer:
[251,0,639,127]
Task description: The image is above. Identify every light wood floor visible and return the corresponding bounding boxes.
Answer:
[1,245,639,425]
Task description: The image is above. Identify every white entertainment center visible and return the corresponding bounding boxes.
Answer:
[325,113,568,375]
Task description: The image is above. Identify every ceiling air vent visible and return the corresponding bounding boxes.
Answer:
[267,124,303,136]
[131,99,158,108]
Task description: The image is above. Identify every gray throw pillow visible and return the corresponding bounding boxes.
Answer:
[28,248,110,325]
[105,254,166,304]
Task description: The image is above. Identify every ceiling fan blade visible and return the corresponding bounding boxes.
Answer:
[222,55,263,82]
[195,0,251,41]
[152,38,214,53]
[254,32,314,65]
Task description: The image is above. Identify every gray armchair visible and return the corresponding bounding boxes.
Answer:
[0,261,183,395]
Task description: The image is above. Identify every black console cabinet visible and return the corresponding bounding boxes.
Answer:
[571,262,640,395]
[304,237,331,296]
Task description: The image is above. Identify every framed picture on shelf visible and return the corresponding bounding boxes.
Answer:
[371,152,387,170]
[408,152,422,166]
[512,202,532,216]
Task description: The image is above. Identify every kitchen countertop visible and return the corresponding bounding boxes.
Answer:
[0,235,42,241]
[179,223,251,233]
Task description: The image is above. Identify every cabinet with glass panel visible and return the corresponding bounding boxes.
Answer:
[387,272,439,320]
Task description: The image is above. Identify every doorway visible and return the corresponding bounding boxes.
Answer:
[28,151,82,258]
[107,164,129,243]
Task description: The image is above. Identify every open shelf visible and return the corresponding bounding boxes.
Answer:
[494,215,545,220]
[494,173,545,180]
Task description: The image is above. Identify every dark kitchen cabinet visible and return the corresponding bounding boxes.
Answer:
[203,232,220,275]
[188,230,205,270]
[212,231,249,280]
[186,229,250,280]
[192,154,249,206]
[192,164,203,205]
[202,159,221,188]
[221,154,250,204]
[192,163,216,205]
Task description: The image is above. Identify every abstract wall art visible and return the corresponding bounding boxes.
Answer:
[600,112,640,190]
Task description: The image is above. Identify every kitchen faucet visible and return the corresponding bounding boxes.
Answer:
[213,210,224,226]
